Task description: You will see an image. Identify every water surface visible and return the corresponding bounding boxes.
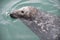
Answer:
[0,0,60,40]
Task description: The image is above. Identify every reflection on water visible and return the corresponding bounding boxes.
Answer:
[0,0,60,40]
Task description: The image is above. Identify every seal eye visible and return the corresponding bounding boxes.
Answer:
[21,11,24,13]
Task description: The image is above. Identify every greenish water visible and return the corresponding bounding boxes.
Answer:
[0,0,60,40]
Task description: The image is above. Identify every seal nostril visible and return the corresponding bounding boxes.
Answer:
[10,14,17,19]
[10,14,13,17]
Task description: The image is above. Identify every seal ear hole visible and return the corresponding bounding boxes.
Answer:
[21,11,24,13]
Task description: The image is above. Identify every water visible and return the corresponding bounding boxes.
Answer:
[0,0,60,40]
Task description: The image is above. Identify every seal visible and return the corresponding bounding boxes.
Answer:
[10,6,60,40]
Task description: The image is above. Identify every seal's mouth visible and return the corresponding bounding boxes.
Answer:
[10,14,18,19]
[10,13,33,21]
[10,13,30,19]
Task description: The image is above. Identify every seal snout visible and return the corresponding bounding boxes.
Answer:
[10,14,17,19]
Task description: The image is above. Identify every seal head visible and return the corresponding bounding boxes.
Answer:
[10,6,38,20]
